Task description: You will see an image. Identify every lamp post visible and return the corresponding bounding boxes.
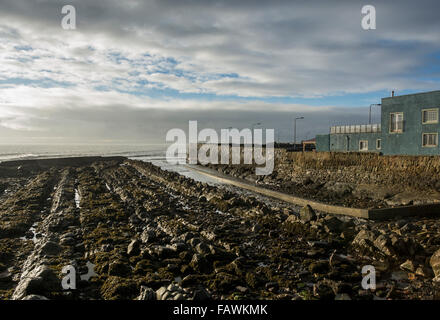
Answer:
[369,104,382,124]
[293,117,304,147]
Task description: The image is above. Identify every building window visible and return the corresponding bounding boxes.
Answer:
[422,108,439,124]
[390,112,404,133]
[422,133,438,147]
[376,139,381,150]
[359,140,368,151]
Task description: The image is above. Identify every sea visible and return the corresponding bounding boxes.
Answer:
[0,143,219,184]
[0,144,167,162]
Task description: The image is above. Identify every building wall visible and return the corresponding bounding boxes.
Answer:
[316,132,381,152]
[329,132,381,152]
[381,91,440,155]
[316,90,440,155]
[316,134,330,151]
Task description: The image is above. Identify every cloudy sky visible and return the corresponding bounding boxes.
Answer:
[0,0,439,145]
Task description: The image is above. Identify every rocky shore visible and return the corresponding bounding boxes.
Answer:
[1,157,440,300]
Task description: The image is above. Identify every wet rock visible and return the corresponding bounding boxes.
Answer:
[60,236,75,246]
[265,282,279,292]
[129,214,142,226]
[309,261,330,274]
[195,242,213,256]
[188,237,202,247]
[39,241,62,256]
[373,235,395,257]
[351,229,379,253]
[140,229,155,243]
[181,274,207,288]
[430,249,440,279]
[209,272,241,292]
[22,295,49,300]
[189,254,211,274]
[299,205,316,223]
[329,252,353,268]
[322,216,344,233]
[0,270,12,282]
[313,281,335,300]
[325,182,352,197]
[400,260,415,272]
[101,276,138,300]
[301,176,313,186]
[12,265,60,300]
[416,266,433,278]
[170,242,188,253]
[252,223,262,232]
[236,285,249,293]
[156,283,188,300]
[153,245,177,259]
[108,260,131,277]
[284,215,297,224]
[193,287,211,301]
[208,197,229,212]
[137,286,155,300]
[385,192,415,206]
[127,239,141,256]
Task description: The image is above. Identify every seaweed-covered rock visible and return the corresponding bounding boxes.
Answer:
[189,254,211,274]
[12,265,60,300]
[127,239,141,256]
[108,260,131,277]
[100,276,138,300]
[137,286,155,300]
[299,205,316,223]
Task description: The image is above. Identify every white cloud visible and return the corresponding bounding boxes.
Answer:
[0,0,438,141]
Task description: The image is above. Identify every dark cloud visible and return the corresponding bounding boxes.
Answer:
[0,0,438,143]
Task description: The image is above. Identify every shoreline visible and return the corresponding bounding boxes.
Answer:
[0,156,440,300]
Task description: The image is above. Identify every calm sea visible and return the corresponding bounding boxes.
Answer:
[0,144,167,162]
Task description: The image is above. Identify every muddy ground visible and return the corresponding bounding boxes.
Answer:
[1,157,440,300]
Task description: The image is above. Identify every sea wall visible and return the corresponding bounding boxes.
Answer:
[275,151,440,190]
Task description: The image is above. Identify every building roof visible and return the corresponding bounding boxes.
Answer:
[302,138,316,144]
[382,90,440,101]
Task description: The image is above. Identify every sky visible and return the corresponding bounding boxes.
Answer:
[0,0,440,144]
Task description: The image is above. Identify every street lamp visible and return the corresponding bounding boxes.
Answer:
[293,117,304,147]
[369,104,381,124]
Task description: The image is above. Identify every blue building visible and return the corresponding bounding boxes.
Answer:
[316,90,440,155]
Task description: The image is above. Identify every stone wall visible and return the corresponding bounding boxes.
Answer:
[275,150,440,190]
